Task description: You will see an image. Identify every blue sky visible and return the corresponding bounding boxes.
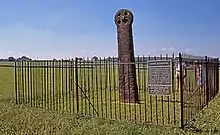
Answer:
[0,0,220,59]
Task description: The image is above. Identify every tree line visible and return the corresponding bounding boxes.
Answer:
[0,56,32,62]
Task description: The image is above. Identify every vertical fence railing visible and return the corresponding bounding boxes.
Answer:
[13,56,180,127]
[205,56,209,105]
[179,53,219,127]
[217,58,219,94]
[14,61,18,104]
[179,53,184,129]
[75,58,79,113]
[12,53,219,128]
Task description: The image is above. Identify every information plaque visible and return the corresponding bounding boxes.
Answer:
[147,60,173,96]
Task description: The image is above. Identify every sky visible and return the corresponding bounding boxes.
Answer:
[0,0,220,59]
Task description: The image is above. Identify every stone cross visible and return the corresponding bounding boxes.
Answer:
[114,9,139,103]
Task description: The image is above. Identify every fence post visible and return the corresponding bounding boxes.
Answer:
[179,53,184,129]
[14,60,18,104]
[75,57,79,113]
[205,56,209,106]
[216,58,219,94]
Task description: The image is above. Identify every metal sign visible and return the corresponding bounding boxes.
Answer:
[147,60,173,96]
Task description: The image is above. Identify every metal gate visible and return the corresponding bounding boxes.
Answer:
[178,53,219,127]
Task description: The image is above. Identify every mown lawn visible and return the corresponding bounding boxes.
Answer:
[0,62,220,134]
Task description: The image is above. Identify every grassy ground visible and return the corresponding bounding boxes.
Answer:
[0,62,220,134]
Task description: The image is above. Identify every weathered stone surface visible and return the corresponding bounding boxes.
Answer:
[114,9,139,103]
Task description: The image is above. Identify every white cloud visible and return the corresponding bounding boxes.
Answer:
[161,46,175,51]
[169,47,175,51]
[161,47,167,51]
[184,48,193,53]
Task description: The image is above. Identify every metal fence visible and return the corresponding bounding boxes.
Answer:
[10,53,219,128]
[179,53,219,127]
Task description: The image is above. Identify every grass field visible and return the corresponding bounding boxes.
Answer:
[0,61,220,134]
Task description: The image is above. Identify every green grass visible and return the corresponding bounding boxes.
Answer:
[0,61,220,134]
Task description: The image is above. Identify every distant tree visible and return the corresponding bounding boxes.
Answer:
[76,57,83,61]
[8,57,16,61]
[107,57,111,61]
[17,56,32,61]
[92,56,98,61]
[0,59,7,62]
